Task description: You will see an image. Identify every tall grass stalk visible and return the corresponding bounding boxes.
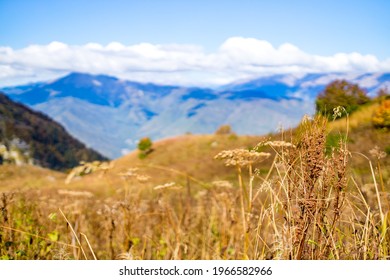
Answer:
[59,208,87,260]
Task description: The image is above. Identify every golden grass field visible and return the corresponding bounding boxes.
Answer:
[0,105,389,260]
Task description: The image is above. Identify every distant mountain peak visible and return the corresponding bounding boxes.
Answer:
[56,71,118,85]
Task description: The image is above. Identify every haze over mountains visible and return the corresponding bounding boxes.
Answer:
[2,72,390,158]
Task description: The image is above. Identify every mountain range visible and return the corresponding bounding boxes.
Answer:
[2,72,390,158]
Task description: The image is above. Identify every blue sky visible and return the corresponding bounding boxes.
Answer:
[0,0,389,86]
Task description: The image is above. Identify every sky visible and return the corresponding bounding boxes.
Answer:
[0,0,389,87]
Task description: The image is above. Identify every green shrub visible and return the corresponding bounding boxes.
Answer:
[138,137,153,159]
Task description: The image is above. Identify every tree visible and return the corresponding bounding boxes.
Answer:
[137,137,153,159]
[372,100,390,128]
[316,80,369,119]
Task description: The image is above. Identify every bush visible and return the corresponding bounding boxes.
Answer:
[215,124,233,135]
[372,100,390,128]
[137,137,153,159]
[316,80,369,119]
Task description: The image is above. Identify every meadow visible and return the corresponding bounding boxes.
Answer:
[0,106,389,260]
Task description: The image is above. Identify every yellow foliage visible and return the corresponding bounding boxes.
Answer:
[372,100,390,128]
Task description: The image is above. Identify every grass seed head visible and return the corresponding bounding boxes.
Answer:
[214,149,271,167]
[369,146,387,160]
[154,182,182,190]
[212,180,233,188]
[258,140,296,149]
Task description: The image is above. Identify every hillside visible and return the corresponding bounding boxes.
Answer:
[65,134,269,195]
[63,102,389,192]
[0,164,65,191]
[0,93,107,171]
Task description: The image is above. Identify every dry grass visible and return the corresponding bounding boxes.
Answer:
[0,165,65,191]
[328,103,378,131]
[0,113,389,260]
[327,103,390,184]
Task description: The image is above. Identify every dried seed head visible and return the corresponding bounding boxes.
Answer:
[57,189,94,198]
[369,146,387,160]
[301,114,312,124]
[212,180,233,188]
[118,168,150,183]
[154,182,182,190]
[136,174,150,183]
[214,149,271,167]
[118,168,139,178]
[65,160,113,184]
[332,106,343,119]
[257,140,296,149]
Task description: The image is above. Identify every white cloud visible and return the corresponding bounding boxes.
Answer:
[0,37,389,87]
